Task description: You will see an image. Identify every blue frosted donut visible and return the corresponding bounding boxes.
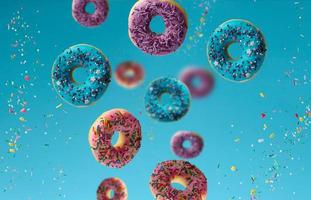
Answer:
[207,19,266,82]
[51,44,111,107]
[145,77,191,122]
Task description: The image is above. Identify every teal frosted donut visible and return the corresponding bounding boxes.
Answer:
[207,19,266,82]
[52,44,111,107]
[145,77,191,122]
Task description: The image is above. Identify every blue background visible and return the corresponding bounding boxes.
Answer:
[0,0,311,199]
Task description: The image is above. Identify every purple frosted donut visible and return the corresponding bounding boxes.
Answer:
[128,0,188,55]
[72,0,109,27]
[180,67,214,98]
[171,131,204,159]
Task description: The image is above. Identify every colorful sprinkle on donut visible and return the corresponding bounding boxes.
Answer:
[97,177,128,200]
[89,109,142,168]
[149,160,208,200]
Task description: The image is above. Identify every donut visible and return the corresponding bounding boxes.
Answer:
[72,0,109,27]
[171,131,204,159]
[128,0,188,55]
[115,61,144,89]
[149,160,208,200]
[145,77,191,122]
[179,67,214,98]
[89,109,142,168]
[97,177,128,200]
[207,19,266,82]
[51,44,111,107]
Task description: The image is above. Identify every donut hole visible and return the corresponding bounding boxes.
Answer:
[123,69,135,78]
[107,189,115,199]
[171,176,187,191]
[111,131,126,148]
[191,77,202,88]
[85,2,96,14]
[159,93,173,105]
[226,42,243,60]
[182,140,192,149]
[150,15,166,34]
[70,67,88,84]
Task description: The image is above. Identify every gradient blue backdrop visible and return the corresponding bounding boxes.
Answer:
[0,0,311,199]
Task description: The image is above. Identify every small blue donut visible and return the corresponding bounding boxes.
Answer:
[51,44,111,107]
[145,77,191,122]
[207,19,266,82]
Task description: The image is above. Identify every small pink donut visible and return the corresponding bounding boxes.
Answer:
[180,68,214,98]
[115,61,144,89]
[97,177,128,200]
[89,109,142,168]
[171,131,204,159]
[149,160,208,200]
[72,0,109,27]
[128,0,188,55]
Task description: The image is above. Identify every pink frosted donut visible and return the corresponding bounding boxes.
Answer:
[171,131,204,159]
[72,0,109,27]
[89,109,142,168]
[115,61,144,89]
[180,68,214,98]
[128,0,188,55]
[150,160,208,200]
[97,177,128,200]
